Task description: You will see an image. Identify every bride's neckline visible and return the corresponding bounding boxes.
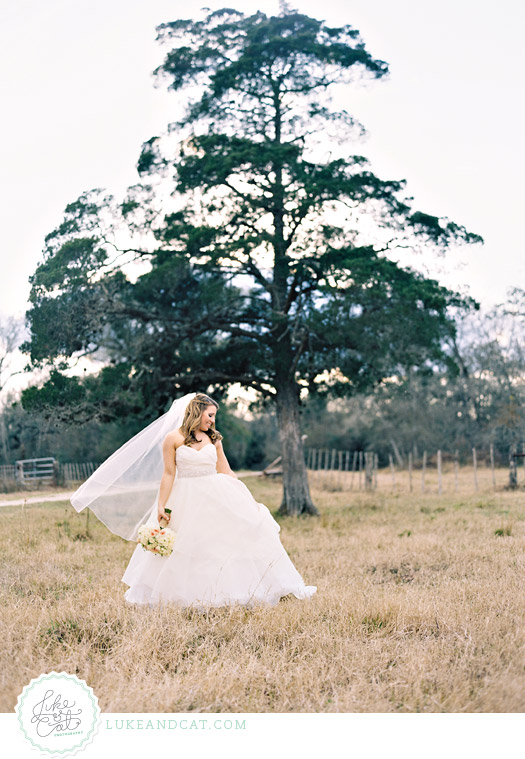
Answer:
[177,439,214,453]
[183,442,213,452]
[176,428,214,453]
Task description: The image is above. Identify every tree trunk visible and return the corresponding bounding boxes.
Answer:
[274,380,319,517]
[508,444,518,490]
[268,88,318,518]
[0,415,8,465]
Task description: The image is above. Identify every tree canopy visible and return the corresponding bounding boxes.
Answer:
[21,6,483,515]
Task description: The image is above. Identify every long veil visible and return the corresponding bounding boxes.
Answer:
[70,392,196,541]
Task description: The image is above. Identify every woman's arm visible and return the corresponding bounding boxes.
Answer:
[215,439,238,479]
[157,434,177,523]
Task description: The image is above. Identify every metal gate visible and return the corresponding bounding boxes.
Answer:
[15,457,56,484]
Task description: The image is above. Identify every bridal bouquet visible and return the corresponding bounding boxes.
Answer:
[137,524,176,557]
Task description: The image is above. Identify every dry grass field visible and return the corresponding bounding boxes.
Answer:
[1,467,525,713]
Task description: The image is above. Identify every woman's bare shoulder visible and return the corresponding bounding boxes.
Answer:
[164,428,185,448]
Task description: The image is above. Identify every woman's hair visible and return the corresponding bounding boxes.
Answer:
[180,393,223,446]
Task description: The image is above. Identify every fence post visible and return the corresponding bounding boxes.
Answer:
[490,443,496,490]
[472,447,478,491]
[312,448,317,485]
[437,449,442,495]
[389,453,395,491]
[351,451,357,491]
[508,445,518,490]
[337,450,343,490]
[323,448,330,489]
[344,451,350,491]
[421,451,427,494]
[329,449,337,488]
[364,452,373,491]
[408,451,413,493]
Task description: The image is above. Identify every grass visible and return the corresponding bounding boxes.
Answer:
[1,469,525,713]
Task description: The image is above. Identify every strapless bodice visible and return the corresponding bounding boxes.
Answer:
[175,443,218,478]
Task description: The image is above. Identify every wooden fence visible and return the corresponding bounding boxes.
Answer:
[0,461,98,486]
[0,445,523,494]
[0,464,16,480]
[60,462,98,484]
[304,444,523,493]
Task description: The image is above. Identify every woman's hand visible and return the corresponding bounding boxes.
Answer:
[157,507,171,527]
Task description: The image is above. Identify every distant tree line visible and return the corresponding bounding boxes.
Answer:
[1,292,523,470]
[302,292,525,466]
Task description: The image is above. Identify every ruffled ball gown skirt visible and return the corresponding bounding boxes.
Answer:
[121,443,317,609]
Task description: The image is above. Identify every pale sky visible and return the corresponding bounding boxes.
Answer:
[0,0,523,324]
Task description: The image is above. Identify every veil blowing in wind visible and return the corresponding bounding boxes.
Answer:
[71,392,317,610]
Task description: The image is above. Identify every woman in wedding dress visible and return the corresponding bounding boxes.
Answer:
[85,392,317,610]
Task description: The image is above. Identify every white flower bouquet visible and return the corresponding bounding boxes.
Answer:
[137,523,176,557]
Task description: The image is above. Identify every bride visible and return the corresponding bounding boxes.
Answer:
[71,392,317,610]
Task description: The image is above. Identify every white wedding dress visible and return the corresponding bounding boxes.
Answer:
[121,442,317,609]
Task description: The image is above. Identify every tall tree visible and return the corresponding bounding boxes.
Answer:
[22,7,482,516]
[0,316,24,463]
[0,316,24,397]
